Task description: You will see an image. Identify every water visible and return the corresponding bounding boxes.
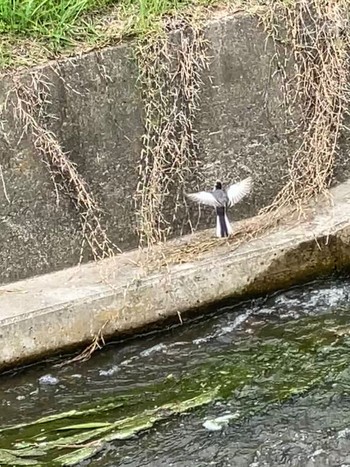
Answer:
[2,277,350,466]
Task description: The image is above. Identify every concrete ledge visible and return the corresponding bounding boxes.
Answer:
[1,180,350,370]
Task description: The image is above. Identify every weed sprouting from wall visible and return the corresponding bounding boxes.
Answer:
[143,0,350,268]
[134,0,350,255]
[7,72,118,261]
[135,17,209,247]
[259,0,350,217]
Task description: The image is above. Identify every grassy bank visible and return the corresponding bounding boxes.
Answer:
[0,0,249,70]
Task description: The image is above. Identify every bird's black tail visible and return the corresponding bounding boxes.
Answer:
[216,207,232,237]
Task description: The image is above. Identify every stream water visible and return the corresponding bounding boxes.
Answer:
[2,277,350,466]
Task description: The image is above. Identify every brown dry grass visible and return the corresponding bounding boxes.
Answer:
[136,0,350,267]
[259,0,350,217]
[134,15,210,248]
[4,72,118,262]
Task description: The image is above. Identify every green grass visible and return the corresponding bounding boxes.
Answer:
[0,0,211,69]
[0,0,105,38]
[0,0,191,40]
[0,0,261,69]
[0,0,257,69]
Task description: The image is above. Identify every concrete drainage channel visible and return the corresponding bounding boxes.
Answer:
[0,180,350,371]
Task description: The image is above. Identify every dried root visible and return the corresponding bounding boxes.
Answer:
[135,16,209,247]
[7,71,118,262]
[259,0,350,218]
[140,0,350,268]
[56,321,109,367]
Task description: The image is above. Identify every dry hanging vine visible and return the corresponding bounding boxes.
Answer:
[259,0,350,217]
[141,0,350,269]
[6,72,117,261]
[135,17,209,247]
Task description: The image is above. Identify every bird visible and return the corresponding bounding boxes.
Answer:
[186,177,253,237]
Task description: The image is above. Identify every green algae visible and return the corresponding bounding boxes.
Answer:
[1,311,350,465]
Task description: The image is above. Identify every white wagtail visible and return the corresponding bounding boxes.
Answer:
[186,177,252,237]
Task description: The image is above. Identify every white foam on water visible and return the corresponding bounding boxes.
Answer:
[140,343,167,357]
[193,311,251,344]
[337,427,350,439]
[203,411,240,431]
[120,356,138,366]
[38,374,59,385]
[219,310,252,336]
[103,342,187,375]
[99,365,119,377]
[274,286,350,317]
[193,335,214,345]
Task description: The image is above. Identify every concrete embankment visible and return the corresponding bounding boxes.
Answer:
[0,180,350,371]
[2,11,350,286]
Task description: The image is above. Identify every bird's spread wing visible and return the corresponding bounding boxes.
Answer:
[186,191,220,207]
[226,177,253,207]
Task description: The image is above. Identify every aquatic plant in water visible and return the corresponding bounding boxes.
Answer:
[1,311,350,465]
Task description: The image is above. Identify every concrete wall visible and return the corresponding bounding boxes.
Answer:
[0,13,347,285]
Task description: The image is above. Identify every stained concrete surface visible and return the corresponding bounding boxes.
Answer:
[0,13,302,284]
[0,180,350,371]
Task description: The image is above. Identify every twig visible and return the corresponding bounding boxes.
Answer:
[55,321,109,367]
[0,164,10,203]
